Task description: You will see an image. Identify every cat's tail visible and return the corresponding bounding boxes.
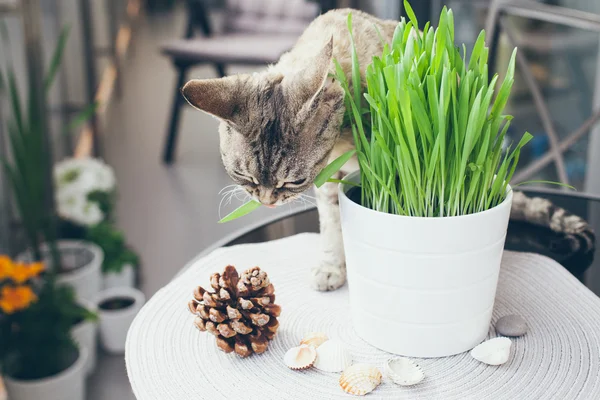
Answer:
[510,191,596,256]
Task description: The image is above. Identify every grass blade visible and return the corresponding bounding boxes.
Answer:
[314,150,356,188]
[218,200,262,223]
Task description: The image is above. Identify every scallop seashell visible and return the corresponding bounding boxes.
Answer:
[300,332,329,348]
[471,337,512,365]
[284,344,317,370]
[313,340,352,372]
[385,357,424,386]
[339,364,382,396]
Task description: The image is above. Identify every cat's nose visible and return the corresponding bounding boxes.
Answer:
[257,188,277,206]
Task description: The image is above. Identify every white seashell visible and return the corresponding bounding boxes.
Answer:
[339,364,382,396]
[300,332,329,348]
[470,337,512,365]
[284,344,317,370]
[385,357,424,386]
[314,340,352,372]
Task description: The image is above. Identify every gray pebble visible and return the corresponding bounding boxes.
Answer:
[496,315,528,337]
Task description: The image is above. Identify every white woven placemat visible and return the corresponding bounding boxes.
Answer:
[126,233,600,400]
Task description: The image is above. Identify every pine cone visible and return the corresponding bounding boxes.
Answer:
[188,265,281,357]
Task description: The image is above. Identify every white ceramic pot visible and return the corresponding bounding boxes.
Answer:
[103,263,136,289]
[96,287,145,354]
[339,171,513,358]
[19,240,103,303]
[71,300,98,376]
[3,349,87,400]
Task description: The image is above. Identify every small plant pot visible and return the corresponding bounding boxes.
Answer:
[339,171,513,357]
[96,287,145,354]
[71,300,98,376]
[19,240,103,303]
[103,263,136,290]
[3,349,87,400]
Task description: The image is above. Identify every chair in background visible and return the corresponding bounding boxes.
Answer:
[161,0,319,164]
[486,0,600,187]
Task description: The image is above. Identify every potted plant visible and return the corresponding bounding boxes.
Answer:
[96,287,145,354]
[1,27,102,303]
[0,256,96,400]
[323,4,532,357]
[71,299,98,376]
[54,158,141,289]
[86,222,139,289]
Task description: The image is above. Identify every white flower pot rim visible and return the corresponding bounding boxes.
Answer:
[38,240,104,277]
[96,287,145,318]
[4,348,87,385]
[340,170,513,221]
[74,298,98,314]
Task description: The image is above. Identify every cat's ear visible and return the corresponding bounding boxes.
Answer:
[284,36,334,105]
[181,76,246,125]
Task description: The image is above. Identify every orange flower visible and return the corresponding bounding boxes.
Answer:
[0,285,38,314]
[0,255,15,280]
[10,262,45,284]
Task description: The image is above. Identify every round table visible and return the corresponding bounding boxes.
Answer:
[188,188,600,296]
[129,188,600,399]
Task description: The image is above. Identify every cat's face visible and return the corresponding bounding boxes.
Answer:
[182,40,345,206]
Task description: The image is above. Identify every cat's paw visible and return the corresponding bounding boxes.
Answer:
[310,263,346,291]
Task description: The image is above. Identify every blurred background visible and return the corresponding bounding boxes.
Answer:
[0,0,599,399]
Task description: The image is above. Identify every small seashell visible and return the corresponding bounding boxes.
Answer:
[496,315,528,337]
[284,345,317,370]
[314,340,352,372]
[471,337,512,365]
[300,332,329,348]
[339,364,382,396]
[385,357,424,386]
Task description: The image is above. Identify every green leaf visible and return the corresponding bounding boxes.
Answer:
[314,150,356,188]
[327,178,360,187]
[64,101,98,135]
[403,0,419,33]
[218,200,262,223]
[45,26,70,93]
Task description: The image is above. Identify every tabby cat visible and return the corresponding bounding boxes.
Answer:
[181,9,594,291]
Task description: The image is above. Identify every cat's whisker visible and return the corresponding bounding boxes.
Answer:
[218,186,247,218]
[299,194,317,207]
[218,192,232,219]
[233,188,249,202]
[227,188,243,205]
[292,195,311,211]
[219,187,238,200]
[298,197,309,211]
[219,184,238,195]
[225,190,236,206]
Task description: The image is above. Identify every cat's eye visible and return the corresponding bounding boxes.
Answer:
[284,178,307,187]
[233,171,258,185]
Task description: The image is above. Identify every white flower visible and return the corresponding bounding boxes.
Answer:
[57,190,104,227]
[90,159,116,192]
[54,157,115,227]
[54,157,116,226]
[77,202,103,226]
[54,157,116,194]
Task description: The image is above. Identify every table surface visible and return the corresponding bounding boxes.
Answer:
[130,223,600,399]
[190,188,600,297]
